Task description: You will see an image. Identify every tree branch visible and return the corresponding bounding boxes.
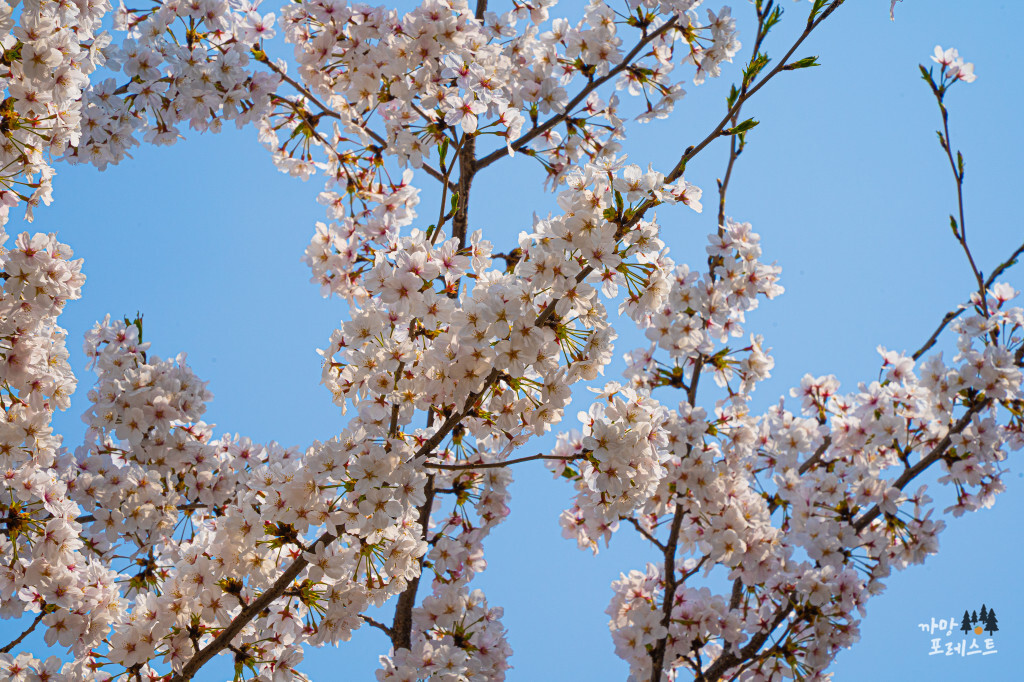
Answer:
[623,516,665,552]
[0,609,45,654]
[391,476,435,650]
[362,614,394,638]
[423,452,581,470]
[911,239,1024,360]
[257,52,455,191]
[852,400,989,534]
[168,531,337,681]
[75,502,207,525]
[475,17,680,171]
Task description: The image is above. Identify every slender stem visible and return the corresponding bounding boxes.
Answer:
[475,17,680,171]
[623,516,665,552]
[362,614,394,638]
[666,2,843,184]
[76,502,207,525]
[0,609,45,653]
[258,51,454,190]
[423,452,581,470]
[933,92,987,309]
[911,240,1024,360]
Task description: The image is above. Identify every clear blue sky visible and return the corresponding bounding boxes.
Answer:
[4,1,1023,680]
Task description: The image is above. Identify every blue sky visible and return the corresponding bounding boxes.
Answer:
[4,0,1023,680]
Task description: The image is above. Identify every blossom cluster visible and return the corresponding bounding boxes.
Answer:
[0,0,110,222]
[0,3,1019,682]
[68,0,282,169]
[552,215,1023,680]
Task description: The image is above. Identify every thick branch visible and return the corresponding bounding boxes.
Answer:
[362,615,394,638]
[648,507,686,680]
[451,134,476,248]
[648,355,704,682]
[702,603,794,681]
[853,402,988,533]
[391,476,436,650]
[169,532,336,681]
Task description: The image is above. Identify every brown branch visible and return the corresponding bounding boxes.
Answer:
[362,614,394,638]
[169,530,337,681]
[0,609,45,653]
[702,601,794,681]
[798,436,832,476]
[648,504,686,681]
[853,401,988,534]
[257,52,454,191]
[911,239,1024,360]
[391,476,435,650]
[423,452,581,471]
[623,516,665,552]
[649,354,704,682]
[475,17,680,171]
[714,0,774,234]
[668,5,842,183]
[451,134,475,249]
[76,502,207,525]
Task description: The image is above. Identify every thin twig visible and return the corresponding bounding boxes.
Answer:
[475,17,680,171]
[623,516,665,552]
[911,240,1024,360]
[0,610,45,653]
[362,615,394,638]
[423,453,581,471]
[257,52,454,190]
[76,502,207,525]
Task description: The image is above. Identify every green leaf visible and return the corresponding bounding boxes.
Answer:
[809,0,828,22]
[726,84,739,109]
[784,56,820,71]
[722,119,759,136]
[743,52,770,87]
[438,137,449,167]
[764,4,783,31]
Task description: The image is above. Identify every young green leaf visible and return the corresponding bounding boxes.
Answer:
[722,119,760,136]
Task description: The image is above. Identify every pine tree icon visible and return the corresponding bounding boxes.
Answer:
[984,609,999,636]
[960,610,972,634]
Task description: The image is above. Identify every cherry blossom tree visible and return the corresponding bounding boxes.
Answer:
[0,0,1020,681]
